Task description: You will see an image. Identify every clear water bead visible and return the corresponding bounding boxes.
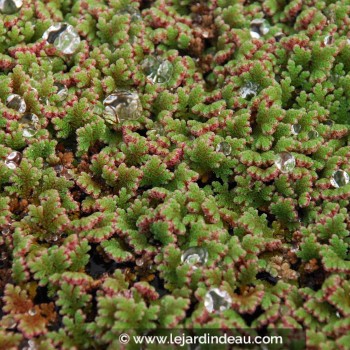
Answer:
[330,73,340,84]
[136,258,144,267]
[324,119,334,127]
[239,81,260,100]
[0,252,8,261]
[250,19,270,39]
[5,151,21,169]
[1,226,11,235]
[54,164,64,175]
[43,23,81,55]
[54,82,68,101]
[28,308,36,316]
[291,124,302,135]
[204,288,232,313]
[181,247,208,269]
[216,142,232,156]
[2,316,17,329]
[148,123,165,137]
[39,95,49,106]
[308,130,319,139]
[275,152,296,173]
[120,5,142,22]
[290,245,299,253]
[21,340,37,350]
[142,56,173,84]
[324,35,334,46]
[0,0,22,14]
[331,170,349,188]
[274,32,285,42]
[103,90,143,124]
[93,103,104,115]
[19,113,40,138]
[6,94,26,113]
[54,165,73,180]
[28,340,37,350]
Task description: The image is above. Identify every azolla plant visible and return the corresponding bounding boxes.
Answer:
[0,0,350,349]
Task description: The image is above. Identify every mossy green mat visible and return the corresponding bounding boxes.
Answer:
[0,0,350,349]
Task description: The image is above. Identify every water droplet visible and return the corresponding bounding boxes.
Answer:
[136,258,144,267]
[290,245,299,253]
[324,35,334,46]
[53,164,65,176]
[250,19,270,39]
[142,56,173,84]
[324,119,334,127]
[6,94,26,113]
[2,316,17,329]
[330,73,340,84]
[64,170,74,180]
[275,152,296,173]
[308,130,319,139]
[19,113,40,138]
[28,340,37,350]
[120,5,142,22]
[331,170,349,188]
[54,82,68,101]
[274,32,285,42]
[239,81,260,100]
[103,90,143,124]
[181,247,208,269]
[93,103,104,115]
[148,123,165,137]
[5,151,22,169]
[204,288,232,313]
[39,96,49,105]
[28,308,36,316]
[0,0,23,14]
[1,227,11,235]
[54,165,73,180]
[291,124,302,135]
[0,252,7,261]
[54,164,64,175]
[216,142,232,156]
[43,23,81,55]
